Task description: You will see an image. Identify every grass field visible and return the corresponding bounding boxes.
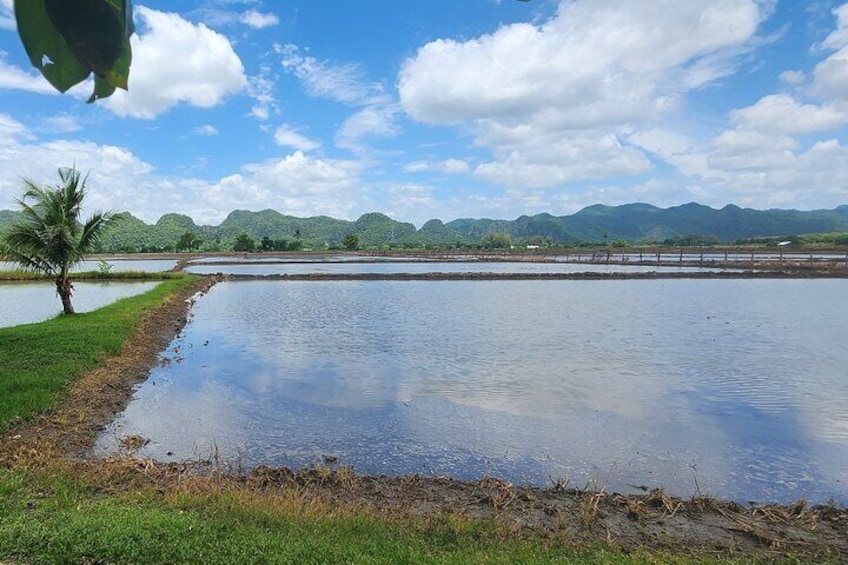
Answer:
[0,276,195,433]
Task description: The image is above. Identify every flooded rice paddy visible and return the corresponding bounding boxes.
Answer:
[98,278,848,505]
[0,281,159,327]
[0,259,177,273]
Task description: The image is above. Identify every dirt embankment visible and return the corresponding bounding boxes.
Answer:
[1,273,846,561]
[220,269,848,282]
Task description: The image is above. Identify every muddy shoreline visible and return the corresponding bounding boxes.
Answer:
[216,269,848,281]
[2,274,847,560]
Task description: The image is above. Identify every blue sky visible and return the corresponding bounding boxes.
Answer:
[1,0,847,226]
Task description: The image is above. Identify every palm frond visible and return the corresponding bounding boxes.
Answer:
[78,212,117,258]
[0,166,102,277]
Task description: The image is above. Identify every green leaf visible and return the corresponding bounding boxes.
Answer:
[88,74,116,104]
[14,0,89,92]
[44,0,123,73]
[15,0,133,101]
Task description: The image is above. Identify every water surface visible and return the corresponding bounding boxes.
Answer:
[74,259,178,272]
[98,279,848,504]
[0,281,159,327]
[1,259,177,273]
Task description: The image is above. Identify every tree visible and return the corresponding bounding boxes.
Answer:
[14,0,134,103]
[0,167,117,314]
[232,233,256,252]
[343,234,359,251]
[176,231,202,252]
[482,232,512,249]
[260,236,274,252]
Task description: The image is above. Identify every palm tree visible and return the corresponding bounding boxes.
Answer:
[0,167,116,315]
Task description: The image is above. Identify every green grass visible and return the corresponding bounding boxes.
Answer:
[0,469,783,565]
[0,276,196,432]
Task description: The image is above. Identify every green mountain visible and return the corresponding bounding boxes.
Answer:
[1,203,847,252]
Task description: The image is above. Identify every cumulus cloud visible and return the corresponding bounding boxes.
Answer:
[398,0,768,189]
[0,52,57,95]
[273,125,321,152]
[335,105,400,151]
[0,0,14,30]
[475,132,652,188]
[677,3,848,206]
[809,4,848,103]
[404,159,470,175]
[240,9,279,29]
[821,3,848,51]
[104,7,247,119]
[0,113,30,145]
[730,94,848,134]
[0,123,368,224]
[399,0,764,126]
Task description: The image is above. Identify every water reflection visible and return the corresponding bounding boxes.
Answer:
[73,259,177,272]
[0,281,159,327]
[1,259,177,273]
[98,279,848,503]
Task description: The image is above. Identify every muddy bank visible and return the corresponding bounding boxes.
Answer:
[218,269,848,281]
[0,275,220,462]
[1,273,846,560]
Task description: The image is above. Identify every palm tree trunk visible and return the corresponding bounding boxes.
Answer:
[56,276,75,315]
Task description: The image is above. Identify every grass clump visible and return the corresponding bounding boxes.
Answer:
[0,276,196,433]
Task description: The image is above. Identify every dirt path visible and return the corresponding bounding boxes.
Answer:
[1,273,846,561]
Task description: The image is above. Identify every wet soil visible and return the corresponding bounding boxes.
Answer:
[1,274,846,561]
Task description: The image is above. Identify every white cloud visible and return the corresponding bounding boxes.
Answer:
[475,132,652,188]
[194,124,220,136]
[105,7,247,119]
[813,4,848,101]
[276,43,387,106]
[708,129,798,172]
[730,94,848,134]
[40,115,83,134]
[335,105,400,151]
[399,0,764,126]
[0,126,368,224]
[273,125,321,151]
[247,71,277,120]
[628,128,698,161]
[212,151,364,220]
[0,52,57,95]
[821,3,848,51]
[398,0,768,191]
[779,70,805,86]
[240,9,279,29]
[443,158,470,174]
[0,113,30,145]
[0,0,14,30]
[404,158,470,175]
[813,48,848,102]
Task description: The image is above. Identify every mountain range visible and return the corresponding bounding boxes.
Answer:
[2,202,848,252]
